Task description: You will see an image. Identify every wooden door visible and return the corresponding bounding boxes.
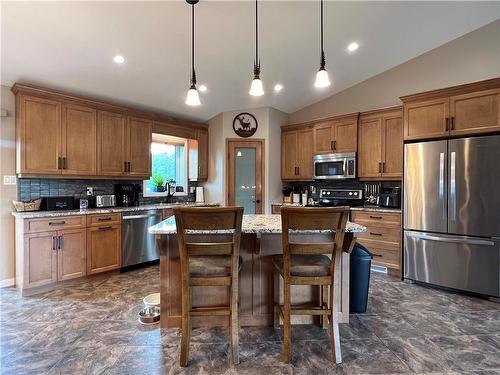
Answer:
[61,104,97,176]
[381,112,403,178]
[227,140,264,214]
[333,119,357,152]
[358,116,383,178]
[197,129,209,180]
[450,89,500,136]
[127,117,152,177]
[57,228,86,281]
[404,98,449,140]
[97,111,127,176]
[297,128,313,179]
[313,122,334,154]
[281,130,298,180]
[19,95,62,175]
[86,225,121,275]
[24,232,58,288]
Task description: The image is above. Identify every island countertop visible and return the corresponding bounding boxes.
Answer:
[149,214,366,235]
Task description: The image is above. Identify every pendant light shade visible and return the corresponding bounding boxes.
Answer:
[314,0,331,88]
[249,0,264,97]
[185,0,201,106]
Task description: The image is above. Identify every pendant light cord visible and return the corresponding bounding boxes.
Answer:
[320,0,325,69]
[254,0,260,76]
[191,3,197,86]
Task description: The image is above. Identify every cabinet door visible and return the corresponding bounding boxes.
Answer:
[333,119,357,152]
[404,98,449,140]
[97,111,127,176]
[450,89,500,136]
[281,130,298,179]
[197,129,209,180]
[57,229,86,281]
[297,128,313,179]
[87,225,121,275]
[313,122,334,154]
[62,104,97,176]
[358,117,382,178]
[382,112,403,178]
[24,232,58,288]
[187,138,199,180]
[127,117,152,177]
[19,95,62,175]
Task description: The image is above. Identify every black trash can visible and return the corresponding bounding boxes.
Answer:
[349,243,373,313]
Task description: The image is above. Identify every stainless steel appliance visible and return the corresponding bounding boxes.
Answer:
[313,152,356,180]
[318,188,363,207]
[377,187,401,208]
[94,194,116,208]
[115,183,141,207]
[122,210,163,268]
[404,135,500,298]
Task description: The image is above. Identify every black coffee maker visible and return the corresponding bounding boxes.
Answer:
[114,183,141,207]
[376,187,401,208]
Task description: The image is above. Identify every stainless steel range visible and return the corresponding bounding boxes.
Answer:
[318,188,363,207]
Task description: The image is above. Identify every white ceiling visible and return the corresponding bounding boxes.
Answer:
[2,1,499,122]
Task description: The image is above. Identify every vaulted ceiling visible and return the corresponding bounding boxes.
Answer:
[2,1,499,122]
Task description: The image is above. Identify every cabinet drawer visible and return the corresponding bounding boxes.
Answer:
[356,238,400,269]
[25,216,86,233]
[87,213,121,227]
[356,224,401,243]
[351,211,401,225]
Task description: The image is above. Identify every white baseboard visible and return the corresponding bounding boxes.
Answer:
[0,278,15,288]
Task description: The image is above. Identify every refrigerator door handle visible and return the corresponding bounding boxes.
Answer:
[450,151,456,221]
[407,231,495,246]
[439,152,445,221]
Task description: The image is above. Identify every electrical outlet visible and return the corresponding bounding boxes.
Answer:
[86,187,94,196]
[3,175,16,185]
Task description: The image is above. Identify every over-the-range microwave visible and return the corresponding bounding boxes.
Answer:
[313,152,356,180]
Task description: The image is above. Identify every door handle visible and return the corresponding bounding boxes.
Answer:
[439,152,445,221]
[378,162,382,173]
[330,140,334,150]
[123,214,150,220]
[52,236,57,250]
[297,166,300,176]
[124,161,128,173]
[445,117,449,131]
[382,162,385,173]
[369,215,383,219]
[49,221,66,226]
[450,116,455,130]
[98,217,112,221]
[407,232,494,246]
[98,226,113,230]
[62,157,67,170]
[369,232,383,236]
[127,161,131,172]
[450,151,456,221]
[58,235,63,250]
[58,157,62,170]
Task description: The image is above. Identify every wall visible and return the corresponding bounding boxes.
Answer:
[0,85,16,286]
[202,107,288,213]
[289,19,500,124]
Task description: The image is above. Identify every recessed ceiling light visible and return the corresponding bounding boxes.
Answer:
[198,85,207,92]
[274,84,283,92]
[113,55,125,64]
[347,42,359,53]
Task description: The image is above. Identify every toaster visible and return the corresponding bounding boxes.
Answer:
[94,194,116,208]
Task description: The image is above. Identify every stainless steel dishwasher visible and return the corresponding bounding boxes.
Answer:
[122,210,163,268]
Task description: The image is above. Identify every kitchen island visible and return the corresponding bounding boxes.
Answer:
[149,214,366,328]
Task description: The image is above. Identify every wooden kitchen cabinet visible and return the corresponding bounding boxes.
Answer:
[281,130,298,180]
[127,117,152,178]
[86,224,121,275]
[297,128,314,179]
[312,121,333,154]
[313,115,357,154]
[57,228,87,281]
[281,126,313,180]
[97,111,127,176]
[197,128,209,180]
[23,232,58,288]
[401,78,500,140]
[358,107,402,180]
[16,95,62,175]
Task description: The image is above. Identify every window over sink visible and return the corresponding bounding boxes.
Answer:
[143,134,188,197]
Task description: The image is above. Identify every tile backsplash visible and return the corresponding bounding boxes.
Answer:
[17,178,196,205]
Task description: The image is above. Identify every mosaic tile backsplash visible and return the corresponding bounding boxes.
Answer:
[17,178,197,205]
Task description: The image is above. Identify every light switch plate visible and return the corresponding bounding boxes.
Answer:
[3,175,16,185]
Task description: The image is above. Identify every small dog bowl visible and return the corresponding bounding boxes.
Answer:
[138,306,160,325]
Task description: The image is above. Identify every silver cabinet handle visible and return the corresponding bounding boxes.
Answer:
[407,232,494,246]
[123,214,151,220]
[450,151,456,221]
[439,152,445,221]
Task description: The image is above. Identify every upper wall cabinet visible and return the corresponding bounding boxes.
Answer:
[186,128,209,181]
[12,83,206,179]
[401,78,500,141]
[358,108,402,180]
[313,114,358,154]
[281,125,314,181]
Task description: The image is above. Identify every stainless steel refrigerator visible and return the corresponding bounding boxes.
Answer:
[404,135,500,298]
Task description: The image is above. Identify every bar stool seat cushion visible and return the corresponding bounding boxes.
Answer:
[189,256,243,277]
[272,254,331,277]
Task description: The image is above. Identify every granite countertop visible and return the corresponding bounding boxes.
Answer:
[12,202,219,219]
[149,214,366,235]
[272,202,401,214]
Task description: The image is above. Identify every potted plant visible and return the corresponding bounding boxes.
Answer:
[151,175,165,192]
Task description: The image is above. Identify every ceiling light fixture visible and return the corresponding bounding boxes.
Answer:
[113,55,125,64]
[249,0,264,97]
[185,0,201,106]
[274,84,283,92]
[198,84,207,92]
[347,42,359,53]
[314,0,331,88]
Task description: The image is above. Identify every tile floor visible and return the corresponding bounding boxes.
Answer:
[1,265,500,374]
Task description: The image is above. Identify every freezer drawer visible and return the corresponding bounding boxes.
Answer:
[404,230,500,297]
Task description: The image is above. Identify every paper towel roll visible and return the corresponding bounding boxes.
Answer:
[195,187,204,203]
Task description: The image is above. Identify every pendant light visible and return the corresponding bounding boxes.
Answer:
[185,0,201,106]
[314,0,331,88]
[249,0,264,96]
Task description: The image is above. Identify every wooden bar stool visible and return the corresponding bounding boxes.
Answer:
[173,206,243,367]
[272,206,349,364]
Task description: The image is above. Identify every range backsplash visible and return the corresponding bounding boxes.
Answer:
[17,178,197,205]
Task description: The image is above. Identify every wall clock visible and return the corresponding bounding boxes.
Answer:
[232,112,258,138]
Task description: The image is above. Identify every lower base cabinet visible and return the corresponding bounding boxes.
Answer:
[86,224,121,275]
